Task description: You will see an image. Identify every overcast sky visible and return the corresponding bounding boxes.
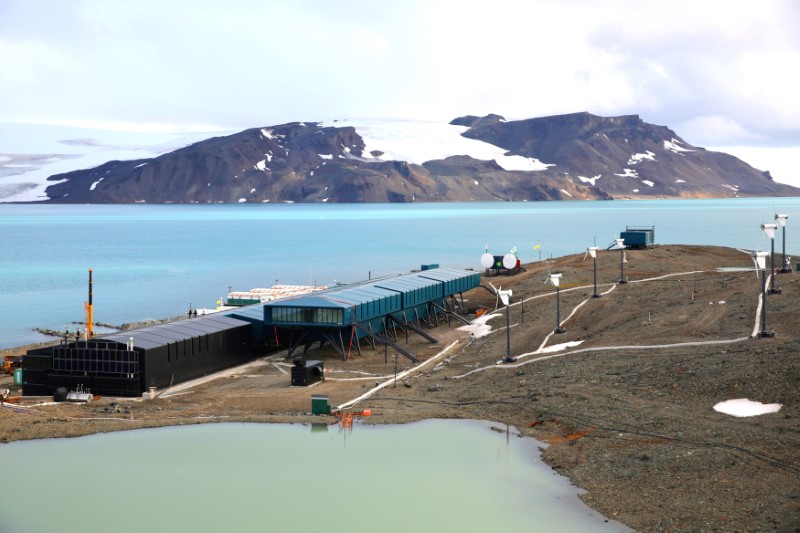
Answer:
[1,0,799,148]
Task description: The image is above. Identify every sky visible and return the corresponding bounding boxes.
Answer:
[1,0,799,152]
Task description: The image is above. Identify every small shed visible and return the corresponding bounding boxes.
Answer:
[620,226,655,249]
[291,357,324,387]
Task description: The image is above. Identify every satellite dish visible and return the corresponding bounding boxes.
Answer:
[480,253,494,269]
[502,253,517,269]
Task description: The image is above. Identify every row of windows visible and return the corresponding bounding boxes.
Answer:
[272,306,343,325]
[52,348,139,375]
[53,359,139,374]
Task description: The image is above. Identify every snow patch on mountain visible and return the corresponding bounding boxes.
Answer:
[578,175,602,186]
[332,119,554,172]
[664,138,694,154]
[615,168,639,178]
[628,151,656,165]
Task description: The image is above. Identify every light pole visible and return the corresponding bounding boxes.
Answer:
[761,223,781,294]
[549,273,565,334]
[498,288,515,363]
[588,246,600,298]
[615,238,627,284]
[775,214,790,273]
[754,251,774,338]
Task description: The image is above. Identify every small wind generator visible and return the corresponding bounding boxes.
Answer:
[775,214,791,273]
[587,246,600,298]
[614,238,627,284]
[489,282,516,363]
[547,273,565,334]
[751,250,774,338]
[761,223,782,295]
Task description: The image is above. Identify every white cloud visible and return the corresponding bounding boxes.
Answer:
[0,0,797,161]
[678,116,762,146]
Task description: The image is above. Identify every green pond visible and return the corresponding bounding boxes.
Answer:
[0,419,630,532]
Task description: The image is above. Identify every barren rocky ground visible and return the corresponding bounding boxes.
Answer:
[2,245,798,532]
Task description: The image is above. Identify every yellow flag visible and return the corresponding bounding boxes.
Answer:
[534,244,541,250]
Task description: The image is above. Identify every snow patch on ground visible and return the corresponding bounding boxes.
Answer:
[664,138,694,154]
[458,312,501,339]
[642,180,655,187]
[539,340,584,353]
[722,183,740,192]
[675,179,686,183]
[713,398,781,417]
[628,151,656,165]
[560,189,573,197]
[255,160,268,171]
[89,177,103,191]
[330,119,554,172]
[578,174,602,186]
[614,168,639,179]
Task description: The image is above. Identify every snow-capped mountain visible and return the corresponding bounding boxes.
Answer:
[6,112,798,203]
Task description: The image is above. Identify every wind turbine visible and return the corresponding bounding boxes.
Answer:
[489,282,516,363]
[548,273,565,334]
[615,238,627,284]
[587,246,600,298]
[751,250,774,338]
[761,223,781,295]
[775,214,791,273]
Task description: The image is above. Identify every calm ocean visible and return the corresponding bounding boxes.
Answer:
[1,198,797,348]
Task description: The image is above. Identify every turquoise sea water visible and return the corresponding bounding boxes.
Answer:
[0,420,630,532]
[1,198,797,348]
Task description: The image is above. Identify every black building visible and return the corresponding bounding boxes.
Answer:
[24,315,253,397]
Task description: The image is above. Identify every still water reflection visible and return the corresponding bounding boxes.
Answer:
[0,419,629,532]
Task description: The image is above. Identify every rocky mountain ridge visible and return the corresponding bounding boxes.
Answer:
[42,112,798,203]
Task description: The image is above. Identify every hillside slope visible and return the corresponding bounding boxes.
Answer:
[42,113,798,203]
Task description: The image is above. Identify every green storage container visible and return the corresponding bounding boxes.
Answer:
[13,368,22,385]
[311,394,331,415]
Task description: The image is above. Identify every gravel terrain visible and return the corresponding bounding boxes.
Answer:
[2,245,798,531]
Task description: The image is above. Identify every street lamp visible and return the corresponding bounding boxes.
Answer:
[548,273,565,334]
[615,238,627,284]
[588,246,600,298]
[761,223,781,295]
[753,251,774,338]
[498,287,516,363]
[775,214,791,273]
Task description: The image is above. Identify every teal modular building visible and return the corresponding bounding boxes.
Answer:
[22,267,480,397]
[261,268,480,362]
